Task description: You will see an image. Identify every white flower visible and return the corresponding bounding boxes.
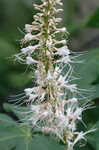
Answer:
[55,17,62,23]
[31,104,40,112]
[55,40,67,45]
[53,66,61,79]
[24,33,33,42]
[56,27,67,33]
[21,45,39,54]
[65,84,77,92]
[57,55,71,64]
[46,71,53,81]
[26,56,38,65]
[24,88,38,102]
[56,0,63,5]
[57,46,70,56]
[73,132,86,146]
[25,24,33,33]
[39,92,46,102]
[68,97,78,103]
[28,94,38,102]
[57,75,66,86]
[67,141,74,150]
[24,87,39,96]
[24,88,34,96]
[73,129,96,148]
[68,122,76,131]
[73,107,83,120]
[42,127,55,134]
[13,0,94,148]
[46,38,53,48]
[66,106,82,121]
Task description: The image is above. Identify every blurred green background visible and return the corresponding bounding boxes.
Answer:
[0,0,99,150]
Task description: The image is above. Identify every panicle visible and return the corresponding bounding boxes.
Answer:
[12,0,95,150]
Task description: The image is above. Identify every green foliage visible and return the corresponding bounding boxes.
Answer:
[0,39,31,100]
[87,120,99,150]
[86,8,99,28]
[0,0,34,101]
[75,48,99,99]
[0,103,99,150]
[0,112,65,150]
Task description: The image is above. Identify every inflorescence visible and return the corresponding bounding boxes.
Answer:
[12,0,95,150]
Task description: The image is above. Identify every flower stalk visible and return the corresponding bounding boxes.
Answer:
[13,0,95,150]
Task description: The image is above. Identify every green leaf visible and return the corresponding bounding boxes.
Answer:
[86,8,99,28]
[3,103,30,121]
[86,121,99,150]
[95,122,99,150]
[0,39,30,99]
[0,113,65,150]
[7,72,31,87]
[74,48,99,100]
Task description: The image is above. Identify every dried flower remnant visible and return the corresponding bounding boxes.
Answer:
[13,0,95,150]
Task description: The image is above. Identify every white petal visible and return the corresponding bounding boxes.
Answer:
[24,88,33,96]
[25,24,33,33]
[57,46,70,55]
[21,45,39,54]
[56,27,67,32]
[26,56,38,65]
[24,33,33,42]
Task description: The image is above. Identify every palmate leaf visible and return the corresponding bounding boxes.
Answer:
[0,113,65,150]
